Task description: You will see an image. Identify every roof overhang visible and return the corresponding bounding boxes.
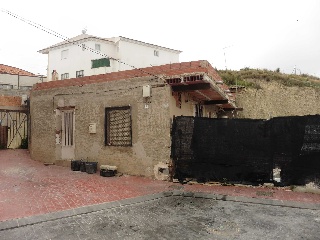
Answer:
[38,35,115,54]
[166,73,239,110]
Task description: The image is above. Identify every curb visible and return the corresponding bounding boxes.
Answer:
[1,191,319,231]
[0,192,164,231]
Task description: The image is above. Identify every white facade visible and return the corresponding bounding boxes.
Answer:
[0,73,46,90]
[39,34,181,81]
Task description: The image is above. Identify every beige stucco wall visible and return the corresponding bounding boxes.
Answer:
[235,81,320,119]
[30,77,172,177]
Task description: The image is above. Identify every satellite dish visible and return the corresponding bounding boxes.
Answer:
[82,28,87,34]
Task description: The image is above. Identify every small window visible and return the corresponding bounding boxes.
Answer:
[82,44,86,51]
[105,106,132,146]
[95,44,101,51]
[154,50,159,57]
[61,49,69,59]
[0,84,13,89]
[61,73,69,80]
[92,58,110,68]
[76,70,84,78]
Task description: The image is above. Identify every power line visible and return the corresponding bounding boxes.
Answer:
[1,8,161,79]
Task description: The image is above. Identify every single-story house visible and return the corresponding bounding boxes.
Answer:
[30,60,239,179]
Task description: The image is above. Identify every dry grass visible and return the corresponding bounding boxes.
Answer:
[218,68,320,89]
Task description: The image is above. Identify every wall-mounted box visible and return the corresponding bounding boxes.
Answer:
[89,123,96,133]
[143,85,151,97]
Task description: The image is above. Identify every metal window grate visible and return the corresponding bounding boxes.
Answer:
[105,106,132,146]
[76,70,84,78]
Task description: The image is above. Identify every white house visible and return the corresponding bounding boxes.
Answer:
[0,64,46,90]
[38,32,182,81]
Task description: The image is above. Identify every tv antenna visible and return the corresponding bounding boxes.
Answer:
[223,45,233,70]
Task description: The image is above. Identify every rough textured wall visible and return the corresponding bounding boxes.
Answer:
[30,76,171,178]
[235,81,320,119]
[30,91,56,162]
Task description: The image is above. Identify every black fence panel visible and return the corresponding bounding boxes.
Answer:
[171,115,320,185]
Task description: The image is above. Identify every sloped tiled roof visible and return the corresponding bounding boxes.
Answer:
[38,34,181,54]
[0,64,35,76]
[32,60,237,109]
[38,34,114,54]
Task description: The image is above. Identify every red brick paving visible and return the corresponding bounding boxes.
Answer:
[1,150,320,222]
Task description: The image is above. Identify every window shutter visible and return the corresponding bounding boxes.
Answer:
[91,58,110,68]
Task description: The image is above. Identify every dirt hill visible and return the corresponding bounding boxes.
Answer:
[217,68,320,119]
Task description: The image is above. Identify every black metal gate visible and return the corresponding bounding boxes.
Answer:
[0,110,28,149]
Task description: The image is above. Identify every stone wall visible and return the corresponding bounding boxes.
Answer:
[235,81,320,119]
[30,76,172,178]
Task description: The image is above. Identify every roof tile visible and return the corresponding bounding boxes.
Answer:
[0,64,36,76]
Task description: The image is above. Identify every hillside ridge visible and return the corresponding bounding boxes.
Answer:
[218,68,320,89]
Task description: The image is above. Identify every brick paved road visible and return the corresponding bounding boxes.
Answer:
[0,150,171,222]
[1,149,320,223]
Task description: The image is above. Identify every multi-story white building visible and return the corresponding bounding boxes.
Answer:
[38,32,182,81]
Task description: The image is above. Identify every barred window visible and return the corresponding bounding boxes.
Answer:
[61,73,69,80]
[76,70,84,78]
[105,106,132,146]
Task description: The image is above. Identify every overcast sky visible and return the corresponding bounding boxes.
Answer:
[1,0,319,77]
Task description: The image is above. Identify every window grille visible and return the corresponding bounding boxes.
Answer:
[62,110,74,146]
[76,70,84,78]
[61,73,69,80]
[105,106,132,146]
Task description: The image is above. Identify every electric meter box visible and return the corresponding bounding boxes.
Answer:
[142,85,151,97]
[89,123,97,133]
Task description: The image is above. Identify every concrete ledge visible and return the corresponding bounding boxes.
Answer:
[1,191,320,231]
[55,160,71,167]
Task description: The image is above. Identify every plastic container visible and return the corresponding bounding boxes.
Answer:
[80,161,86,172]
[71,160,81,171]
[85,162,98,174]
[100,169,116,177]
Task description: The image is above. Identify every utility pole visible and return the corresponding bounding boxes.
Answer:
[17,72,20,89]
